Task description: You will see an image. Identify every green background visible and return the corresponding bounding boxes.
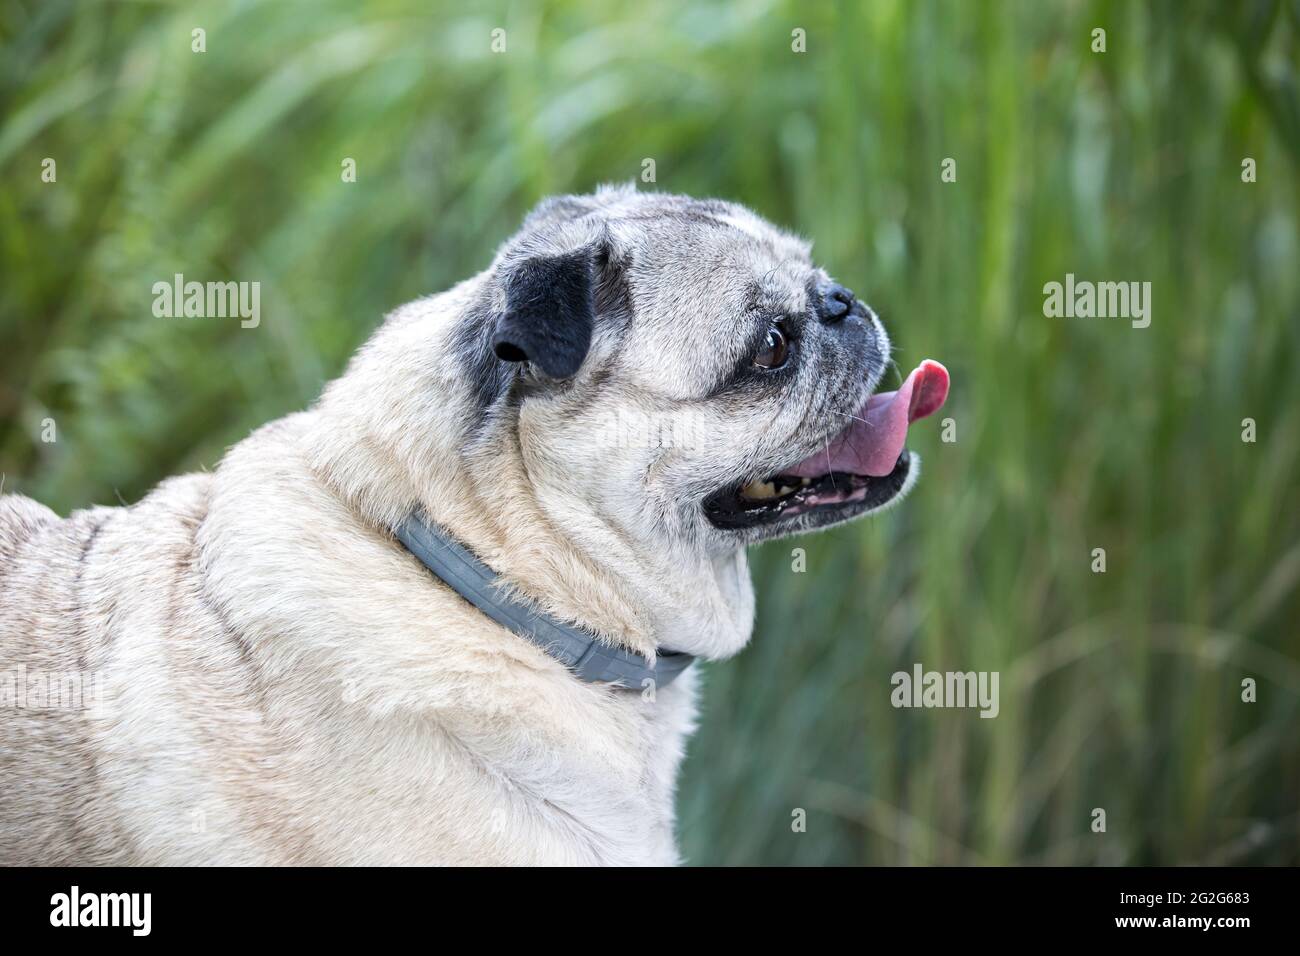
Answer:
[2,0,1297,864]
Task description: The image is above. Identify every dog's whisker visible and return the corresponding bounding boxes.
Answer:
[834,412,876,427]
[824,437,837,490]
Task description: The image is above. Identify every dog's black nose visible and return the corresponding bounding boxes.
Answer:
[817,283,856,324]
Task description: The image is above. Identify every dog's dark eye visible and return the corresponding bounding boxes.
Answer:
[753,324,789,370]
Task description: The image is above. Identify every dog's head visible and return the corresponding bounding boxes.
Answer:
[313,185,947,658]
[458,185,948,549]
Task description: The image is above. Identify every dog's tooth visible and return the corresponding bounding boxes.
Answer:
[799,477,811,486]
[740,480,778,501]
[777,484,796,496]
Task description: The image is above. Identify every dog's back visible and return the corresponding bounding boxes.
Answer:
[0,478,290,864]
[0,494,59,567]
[0,493,125,863]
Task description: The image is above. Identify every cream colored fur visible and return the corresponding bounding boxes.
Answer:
[0,186,895,865]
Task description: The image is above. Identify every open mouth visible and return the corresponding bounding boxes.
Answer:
[704,359,949,532]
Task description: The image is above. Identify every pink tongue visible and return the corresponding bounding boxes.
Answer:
[785,360,950,479]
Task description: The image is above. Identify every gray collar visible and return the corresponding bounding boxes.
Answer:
[394,513,694,689]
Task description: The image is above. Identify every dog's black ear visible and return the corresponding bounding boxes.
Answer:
[491,246,596,379]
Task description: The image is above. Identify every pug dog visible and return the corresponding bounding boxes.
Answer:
[0,185,948,865]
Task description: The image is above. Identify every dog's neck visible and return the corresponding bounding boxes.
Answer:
[305,292,755,664]
[308,421,755,662]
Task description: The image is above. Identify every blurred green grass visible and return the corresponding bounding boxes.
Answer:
[1,0,1297,864]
